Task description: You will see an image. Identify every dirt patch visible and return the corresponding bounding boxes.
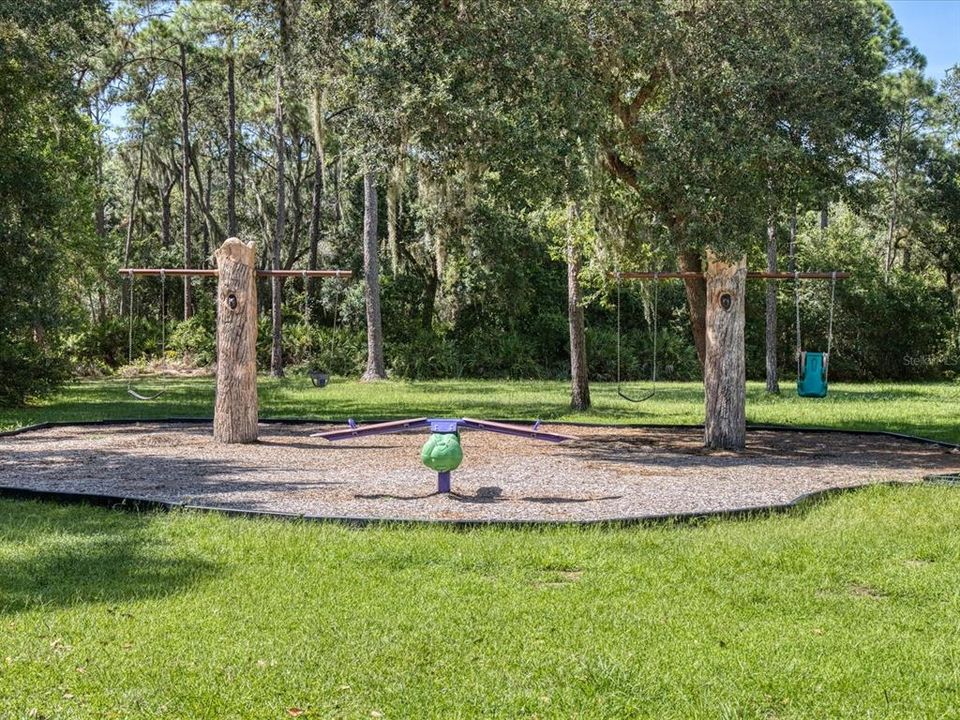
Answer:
[1,422,958,523]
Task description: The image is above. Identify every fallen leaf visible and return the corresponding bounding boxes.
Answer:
[287,708,304,717]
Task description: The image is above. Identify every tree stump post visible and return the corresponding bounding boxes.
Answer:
[704,251,747,450]
[213,237,259,443]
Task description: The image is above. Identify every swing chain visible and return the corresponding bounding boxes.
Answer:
[825,270,837,377]
[616,269,657,403]
[160,269,166,363]
[330,275,342,356]
[794,269,801,376]
[302,269,309,328]
[795,269,838,382]
[651,272,658,388]
[616,270,622,392]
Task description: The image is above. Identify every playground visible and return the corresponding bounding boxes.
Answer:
[2,378,959,524]
[4,0,960,715]
[3,419,959,523]
[12,236,905,526]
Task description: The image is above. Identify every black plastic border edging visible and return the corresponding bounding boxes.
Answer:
[0,418,957,528]
[0,479,925,529]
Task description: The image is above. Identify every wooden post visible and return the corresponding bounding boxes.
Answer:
[704,251,747,451]
[214,238,259,443]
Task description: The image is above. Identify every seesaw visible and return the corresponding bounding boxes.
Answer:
[311,417,576,494]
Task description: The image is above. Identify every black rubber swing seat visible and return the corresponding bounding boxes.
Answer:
[127,385,167,401]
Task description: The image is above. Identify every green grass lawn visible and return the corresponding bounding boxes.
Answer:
[2,378,960,717]
[2,487,960,718]
[2,376,959,442]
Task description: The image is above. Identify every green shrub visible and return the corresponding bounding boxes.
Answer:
[0,335,67,405]
[285,324,366,376]
[169,310,217,367]
[63,317,128,370]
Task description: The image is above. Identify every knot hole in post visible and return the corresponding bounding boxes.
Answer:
[227,293,238,310]
[719,292,733,311]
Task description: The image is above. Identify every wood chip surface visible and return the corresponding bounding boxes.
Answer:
[1,422,958,523]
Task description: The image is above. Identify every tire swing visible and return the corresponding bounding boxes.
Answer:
[616,271,659,403]
[795,270,836,398]
[126,269,168,401]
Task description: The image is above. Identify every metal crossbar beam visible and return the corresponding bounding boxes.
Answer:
[612,271,850,280]
[119,268,352,278]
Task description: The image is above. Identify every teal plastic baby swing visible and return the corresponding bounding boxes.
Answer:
[795,271,836,398]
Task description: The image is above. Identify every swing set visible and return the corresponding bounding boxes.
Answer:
[125,269,176,401]
[613,270,847,399]
[122,265,352,400]
[299,269,346,389]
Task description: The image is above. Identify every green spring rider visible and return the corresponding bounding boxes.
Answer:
[311,417,576,494]
[421,431,463,492]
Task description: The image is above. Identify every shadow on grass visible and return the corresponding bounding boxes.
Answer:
[0,503,219,615]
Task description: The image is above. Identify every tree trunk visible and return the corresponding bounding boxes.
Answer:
[885,113,905,280]
[179,42,193,320]
[566,203,590,411]
[334,153,344,229]
[787,211,797,273]
[307,87,326,303]
[89,101,106,247]
[679,248,707,370]
[764,217,780,394]
[213,238,259,443]
[361,169,386,381]
[387,160,402,274]
[307,163,321,305]
[703,252,747,451]
[120,119,147,316]
[270,0,287,378]
[226,50,238,237]
[160,177,174,249]
[421,261,438,330]
[203,163,214,258]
